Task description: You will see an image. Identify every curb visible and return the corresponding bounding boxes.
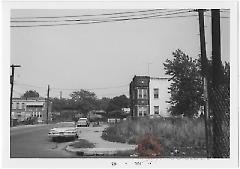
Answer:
[65,145,137,156]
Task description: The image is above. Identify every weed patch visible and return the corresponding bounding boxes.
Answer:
[69,139,95,148]
[102,117,206,155]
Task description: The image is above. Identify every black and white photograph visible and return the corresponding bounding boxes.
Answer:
[1,1,239,168]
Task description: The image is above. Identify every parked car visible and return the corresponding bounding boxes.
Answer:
[48,122,78,141]
[76,117,90,127]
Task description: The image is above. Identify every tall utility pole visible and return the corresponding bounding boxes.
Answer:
[211,9,224,158]
[46,85,50,124]
[197,9,210,157]
[212,9,223,85]
[10,64,21,127]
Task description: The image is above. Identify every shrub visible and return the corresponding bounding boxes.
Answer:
[137,134,162,157]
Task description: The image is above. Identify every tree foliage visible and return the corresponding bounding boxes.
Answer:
[50,90,130,121]
[163,49,203,117]
[97,97,111,111]
[21,90,39,99]
[164,49,230,118]
[69,90,98,114]
[106,95,130,112]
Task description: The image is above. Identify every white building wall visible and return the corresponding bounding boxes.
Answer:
[149,78,171,117]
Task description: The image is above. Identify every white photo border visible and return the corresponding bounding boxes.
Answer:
[1,1,238,168]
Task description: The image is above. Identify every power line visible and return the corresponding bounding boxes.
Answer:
[51,84,129,91]
[13,89,46,99]
[15,82,47,89]
[11,9,229,20]
[11,9,189,23]
[204,14,230,18]
[14,82,129,91]
[11,10,195,27]
[12,10,230,28]
[11,9,168,19]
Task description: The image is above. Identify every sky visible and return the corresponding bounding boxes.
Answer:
[10,9,230,99]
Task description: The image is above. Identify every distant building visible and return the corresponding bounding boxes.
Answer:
[11,98,52,123]
[129,76,171,117]
[121,108,130,114]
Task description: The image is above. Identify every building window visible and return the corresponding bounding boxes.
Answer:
[138,89,148,99]
[154,106,159,114]
[16,102,19,109]
[138,106,148,117]
[22,103,25,109]
[138,89,143,98]
[154,88,159,99]
[143,89,148,98]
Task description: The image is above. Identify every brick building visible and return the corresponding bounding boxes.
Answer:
[129,76,171,117]
[129,76,150,117]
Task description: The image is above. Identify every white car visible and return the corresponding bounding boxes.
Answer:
[76,118,90,127]
[48,122,78,141]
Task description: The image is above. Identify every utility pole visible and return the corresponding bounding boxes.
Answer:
[60,91,62,99]
[10,64,21,127]
[46,85,50,124]
[197,9,210,157]
[211,9,224,158]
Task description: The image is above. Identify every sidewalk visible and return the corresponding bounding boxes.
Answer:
[66,125,137,155]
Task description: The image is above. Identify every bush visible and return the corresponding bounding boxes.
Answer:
[101,127,126,143]
[137,134,162,157]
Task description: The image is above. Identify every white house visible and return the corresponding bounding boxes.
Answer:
[149,77,171,117]
[12,98,52,123]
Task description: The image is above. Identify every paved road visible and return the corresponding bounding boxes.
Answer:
[10,123,136,158]
[10,124,77,158]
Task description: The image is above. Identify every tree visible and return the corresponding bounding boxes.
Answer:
[163,49,203,117]
[21,90,39,99]
[69,90,98,114]
[106,95,130,112]
[97,97,111,111]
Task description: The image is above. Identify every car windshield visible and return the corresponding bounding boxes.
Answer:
[54,122,76,128]
[78,118,87,121]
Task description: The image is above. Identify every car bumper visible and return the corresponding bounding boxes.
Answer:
[48,133,77,138]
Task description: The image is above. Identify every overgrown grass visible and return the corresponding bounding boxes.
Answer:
[69,139,95,148]
[102,117,206,150]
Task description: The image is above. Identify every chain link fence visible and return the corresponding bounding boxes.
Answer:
[207,84,230,158]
